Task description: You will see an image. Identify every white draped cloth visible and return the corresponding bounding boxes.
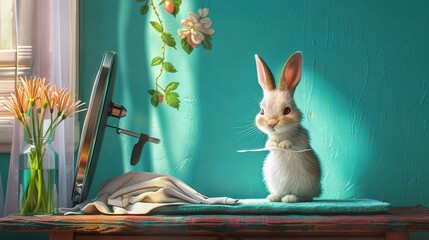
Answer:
[60,172,238,215]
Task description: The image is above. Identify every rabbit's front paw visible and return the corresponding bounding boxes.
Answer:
[278,140,292,149]
[267,193,282,202]
[265,140,278,148]
[281,194,298,203]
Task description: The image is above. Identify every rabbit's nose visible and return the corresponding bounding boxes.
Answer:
[267,119,279,127]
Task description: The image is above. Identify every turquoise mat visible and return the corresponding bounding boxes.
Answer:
[153,199,390,215]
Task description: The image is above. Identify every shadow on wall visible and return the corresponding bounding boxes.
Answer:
[115,1,153,173]
[79,1,126,198]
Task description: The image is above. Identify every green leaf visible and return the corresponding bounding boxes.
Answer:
[171,0,182,17]
[172,6,180,17]
[163,62,177,73]
[172,0,182,7]
[181,38,193,54]
[165,82,179,92]
[151,56,163,66]
[140,5,149,15]
[150,21,163,33]
[202,35,212,50]
[147,89,156,95]
[161,32,176,49]
[165,91,180,110]
[172,0,182,6]
[151,94,160,107]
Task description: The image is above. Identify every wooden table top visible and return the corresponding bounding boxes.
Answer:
[1,206,429,234]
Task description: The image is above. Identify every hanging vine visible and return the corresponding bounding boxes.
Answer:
[137,0,215,110]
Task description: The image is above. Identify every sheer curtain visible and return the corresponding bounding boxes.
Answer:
[3,0,78,215]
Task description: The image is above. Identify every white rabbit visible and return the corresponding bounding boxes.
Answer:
[254,52,321,203]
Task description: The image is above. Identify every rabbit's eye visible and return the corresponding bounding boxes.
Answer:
[283,107,291,115]
[260,108,265,115]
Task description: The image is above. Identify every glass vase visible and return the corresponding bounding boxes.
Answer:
[19,134,59,215]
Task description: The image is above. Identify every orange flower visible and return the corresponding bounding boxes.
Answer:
[3,93,22,121]
[43,84,59,113]
[2,86,30,123]
[56,87,86,119]
[20,76,45,105]
[1,75,85,133]
[37,83,51,111]
[62,98,86,119]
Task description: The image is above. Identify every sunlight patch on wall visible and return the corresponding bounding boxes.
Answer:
[297,69,375,200]
[143,3,201,181]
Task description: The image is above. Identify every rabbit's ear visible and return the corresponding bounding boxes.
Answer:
[255,55,276,91]
[279,51,302,94]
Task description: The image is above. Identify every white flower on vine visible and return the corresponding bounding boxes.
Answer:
[178,8,215,48]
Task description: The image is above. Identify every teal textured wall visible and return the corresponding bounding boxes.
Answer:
[1,1,428,239]
[79,0,429,206]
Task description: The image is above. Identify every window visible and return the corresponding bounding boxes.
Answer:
[0,0,32,152]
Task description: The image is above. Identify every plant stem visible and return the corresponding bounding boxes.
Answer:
[150,0,163,26]
[29,104,38,147]
[150,0,166,94]
[20,139,52,215]
[43,115,61,139]
[38,106,46,136]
